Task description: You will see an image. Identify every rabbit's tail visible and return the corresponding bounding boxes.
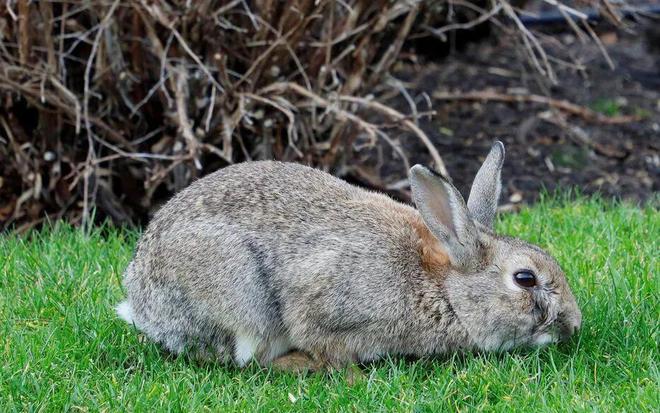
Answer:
[116,301,135,324]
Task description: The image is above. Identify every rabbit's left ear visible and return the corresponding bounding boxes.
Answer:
[410,165,479,268]
[467,141,505,229]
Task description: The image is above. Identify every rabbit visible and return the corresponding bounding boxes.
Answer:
[116,141,581,370]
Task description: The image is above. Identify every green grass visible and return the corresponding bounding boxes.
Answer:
[589,98,652,119]
[591,99,624,117]
[1,198,658,412]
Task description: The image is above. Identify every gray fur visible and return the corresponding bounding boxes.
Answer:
[467,141,504,229]
[117,143,581,367]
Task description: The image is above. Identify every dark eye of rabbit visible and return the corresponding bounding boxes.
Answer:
[513,270,537,288]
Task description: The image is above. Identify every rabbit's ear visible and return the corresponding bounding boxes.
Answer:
[467,141,505,229]
[410,165,479,267]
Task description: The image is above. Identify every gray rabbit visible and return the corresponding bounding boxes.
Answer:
[117,141,581,370]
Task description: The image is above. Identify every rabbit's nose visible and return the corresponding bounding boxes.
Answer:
[559,296,581,341]
[571,320,580,335]
[571,308,582,335]
[556,310,581,341]
[558,324,574,342]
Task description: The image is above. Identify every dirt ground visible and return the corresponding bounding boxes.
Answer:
[359,17,659,208]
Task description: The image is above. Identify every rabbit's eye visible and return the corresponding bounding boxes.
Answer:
[513,270,537,288]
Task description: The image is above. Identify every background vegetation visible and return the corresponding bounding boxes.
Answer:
[0,0,637,231]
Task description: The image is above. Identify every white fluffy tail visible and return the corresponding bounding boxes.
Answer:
[116,301,135,324]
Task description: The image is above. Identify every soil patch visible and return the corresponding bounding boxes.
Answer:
[361,20,659,208]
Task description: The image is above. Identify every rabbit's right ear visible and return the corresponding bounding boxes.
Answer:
[410,165,479,268]
[467,141,505,229]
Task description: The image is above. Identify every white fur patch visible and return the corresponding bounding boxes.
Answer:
[116,301,135,324]
[533,333,555,347]
[234,332,260,366]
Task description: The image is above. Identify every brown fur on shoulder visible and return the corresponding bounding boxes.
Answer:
[411,215,451,272]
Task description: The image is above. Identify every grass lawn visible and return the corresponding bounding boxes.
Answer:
[1,197,658,412]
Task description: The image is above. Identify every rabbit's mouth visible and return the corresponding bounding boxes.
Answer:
[496,330,558,350]
[476,326,556,351]
[528,319,560,347]
[532,332,558,347]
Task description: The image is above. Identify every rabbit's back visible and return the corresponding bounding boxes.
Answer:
[158,161,389,231]
[148,161,416,262]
